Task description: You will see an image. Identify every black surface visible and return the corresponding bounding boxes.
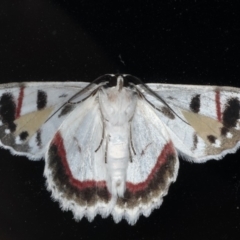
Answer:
[0,1,239,240]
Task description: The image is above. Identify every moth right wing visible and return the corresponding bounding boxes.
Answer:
[141,83,240,162]
[114,98,179,224]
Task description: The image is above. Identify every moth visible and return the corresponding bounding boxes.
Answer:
[0,74,239,225]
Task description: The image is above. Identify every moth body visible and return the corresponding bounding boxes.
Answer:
[99,76,137,197]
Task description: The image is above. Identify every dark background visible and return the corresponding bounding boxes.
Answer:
[0,1,239,239]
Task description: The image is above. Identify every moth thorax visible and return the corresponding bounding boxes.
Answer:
[99,87,137,125]
[106,156,128,197]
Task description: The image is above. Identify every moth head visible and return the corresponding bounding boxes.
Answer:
[116,76,124,91]
[99,76,137,125]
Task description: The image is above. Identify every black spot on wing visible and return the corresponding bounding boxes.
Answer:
[190,94,200,113]
[37,90,47,110]
[207,135,216,143]
[58,104,75,118]
[222,98,240,128]
[0,125,29,152]
[59,94,68,98]
[193,133,198,150]
[0,93,16,132]
[19,131,29,141]
[36,130,42,147]
[161,106,175,119]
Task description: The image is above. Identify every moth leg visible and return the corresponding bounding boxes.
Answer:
[95,121,105,152]
[140,142,152,156]
[105,135,109,163]
[128,144,133,163]
[130,122,136,157]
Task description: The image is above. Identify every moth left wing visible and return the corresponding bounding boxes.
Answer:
[0,81,95,160]
[45,94,112,222]
[140,83,240,162]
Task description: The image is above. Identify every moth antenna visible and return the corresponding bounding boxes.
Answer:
[68,86,100,105]
[68,80,108,103]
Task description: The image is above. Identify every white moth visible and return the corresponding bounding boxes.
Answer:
[0,74,239,225]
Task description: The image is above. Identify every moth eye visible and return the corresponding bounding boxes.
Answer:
[103,83,110,89]
[128,84,134,90]
[101,75,117,88]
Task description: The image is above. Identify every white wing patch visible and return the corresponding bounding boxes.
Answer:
[0,75,239,225]
[142,84,240,162]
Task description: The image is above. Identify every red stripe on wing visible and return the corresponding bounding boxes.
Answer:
[126,141,176,193]
[15,86,24,119]
[52,131,106,189]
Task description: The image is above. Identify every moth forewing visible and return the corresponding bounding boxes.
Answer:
[0,82,93,159]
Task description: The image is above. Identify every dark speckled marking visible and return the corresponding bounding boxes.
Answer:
[221,127,229,136]
[59,93,68,98]
[58,104,75,118]
[207,135,216,144]
[0,93,16,132]
[222,98,240,128]
[193,133,198,149]
[37,90,47,110]
[19,131,29,141]
[0,125,29,152]
[161,106,175,119]
[36,130,42,147]
[190,94,200,113]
